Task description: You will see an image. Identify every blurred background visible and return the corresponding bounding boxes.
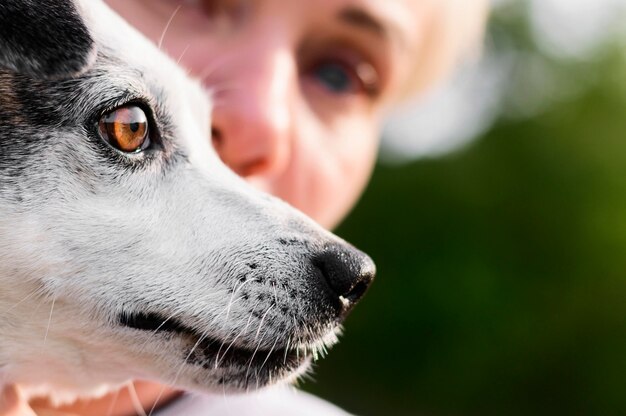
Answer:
[303,0,626,415]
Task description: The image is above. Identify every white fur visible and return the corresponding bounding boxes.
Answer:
[0,0,362,404]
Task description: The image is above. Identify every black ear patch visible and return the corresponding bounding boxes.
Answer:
[0,0,96,78]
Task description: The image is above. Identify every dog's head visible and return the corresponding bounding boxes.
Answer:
[0,0,374,401]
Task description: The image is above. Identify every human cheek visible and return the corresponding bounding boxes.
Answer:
[299,123,379,229]
[330,127,379,226]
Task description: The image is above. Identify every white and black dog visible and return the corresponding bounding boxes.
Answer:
[0,0,374,405]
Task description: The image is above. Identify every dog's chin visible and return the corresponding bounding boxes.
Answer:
[119,312,339,391]
[175,328,313,391]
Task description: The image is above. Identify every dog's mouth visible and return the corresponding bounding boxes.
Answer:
[118,311,333,387]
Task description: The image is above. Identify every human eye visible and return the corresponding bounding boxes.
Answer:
[303,48,382,99]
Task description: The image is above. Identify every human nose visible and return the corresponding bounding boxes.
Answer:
[207,41,297,178]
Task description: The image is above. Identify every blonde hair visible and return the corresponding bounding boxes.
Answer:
[399,0,489,102]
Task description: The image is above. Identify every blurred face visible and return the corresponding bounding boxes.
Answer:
[105,0,426,228]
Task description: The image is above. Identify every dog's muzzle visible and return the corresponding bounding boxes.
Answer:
[116,239,375,389]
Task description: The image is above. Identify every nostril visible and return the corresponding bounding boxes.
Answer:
[313,245,376,312]
[343,280,369,304]
[211,127,222,148]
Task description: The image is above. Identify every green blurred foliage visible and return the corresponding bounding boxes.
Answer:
[304,12,626,416]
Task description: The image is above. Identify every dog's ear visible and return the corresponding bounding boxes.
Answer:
[0,0,96,78]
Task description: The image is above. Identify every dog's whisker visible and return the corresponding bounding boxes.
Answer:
[43,297,56,345]
[246,332,268,383]
[253,304,275,347]
[146,385,168,416]
[127,381,148,416]
[204,282,260,348]
[207,282,254,327]
[291,316,301,362]
[223,277,255,322]
[244,304,275,382]
[258,334,280,376]
[179,332,209,378]
[205,82,246,96]
[27,291,46,325]
[213,332,230,370]
[283,336,291,365]
[157,5,182,50]
[176,44,191,65]
[147,328,211,416]
[105,386,121,416]
[196,53,238,81]
[137,312,178,353]
[213,299,258,367]
[3,290,38,313]
[214,299,259,368]
[223,280,246,322]
[271,281,279,305]
[148,330,213,416]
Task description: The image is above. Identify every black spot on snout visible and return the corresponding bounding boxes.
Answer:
[277,237,303,247]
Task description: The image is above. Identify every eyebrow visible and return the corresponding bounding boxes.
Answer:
[336,6,406,48]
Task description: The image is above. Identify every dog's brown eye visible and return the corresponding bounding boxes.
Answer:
[98,106,149,153]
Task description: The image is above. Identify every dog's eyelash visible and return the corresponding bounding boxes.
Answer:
[98,97,153,124]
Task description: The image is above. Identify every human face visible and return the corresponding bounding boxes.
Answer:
[105,0,426,228]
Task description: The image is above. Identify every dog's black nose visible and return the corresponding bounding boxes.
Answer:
[313,244,376,314]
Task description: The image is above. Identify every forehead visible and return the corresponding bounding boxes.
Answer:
[292,0,425,47]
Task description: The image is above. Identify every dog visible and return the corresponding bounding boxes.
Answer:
[0,0,375,405]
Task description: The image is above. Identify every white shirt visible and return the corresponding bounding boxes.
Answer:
[156,386,353,416]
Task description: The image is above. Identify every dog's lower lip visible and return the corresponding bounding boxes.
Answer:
[119,311,188,333]
[118,311,307,370]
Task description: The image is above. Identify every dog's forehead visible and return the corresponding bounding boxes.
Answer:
[84,1,209,113]
[89,1,212,154]
[80,0,215,167]
[0,0,212,157]
[80,1,171,73]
